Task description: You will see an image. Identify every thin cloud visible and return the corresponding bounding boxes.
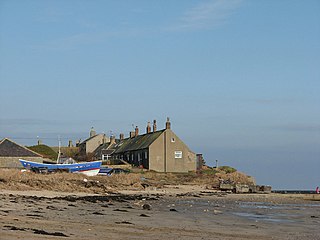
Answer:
[271,124,320,132]
[30,29,145,51]
[0,118,56,126]
[169,0,243,31]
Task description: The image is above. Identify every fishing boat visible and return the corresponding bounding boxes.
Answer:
[19,159,102,176]
[19,138,102,176]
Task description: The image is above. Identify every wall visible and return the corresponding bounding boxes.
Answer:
[149,134,165,172]
[86,134,109,153]
[149,129,196,173]
[0,157,43,168]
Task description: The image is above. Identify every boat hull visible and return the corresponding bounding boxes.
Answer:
[19,159,102,176]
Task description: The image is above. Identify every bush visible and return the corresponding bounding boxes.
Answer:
[28,145,58,160]
[201,168,218,175]
[219,166,237,174]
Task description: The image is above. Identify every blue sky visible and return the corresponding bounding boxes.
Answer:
[0,0,319,190]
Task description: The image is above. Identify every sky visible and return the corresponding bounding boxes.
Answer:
[0,0,319,190]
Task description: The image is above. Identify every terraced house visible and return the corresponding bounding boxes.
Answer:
[94,118,197,173]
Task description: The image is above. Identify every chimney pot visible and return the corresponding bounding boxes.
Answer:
[165,117,171,130]
[110,135,116,144]
[153,120,157,132]
[130,131,135,138]
[90,127,96,137]
[146,122,151,134]
[135,126,139,136]
[120,133,124,140]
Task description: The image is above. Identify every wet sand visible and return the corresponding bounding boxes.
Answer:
[1,189,320,240]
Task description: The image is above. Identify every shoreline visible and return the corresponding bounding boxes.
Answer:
[1,185,320,201]
[1,187,320,240]
[1,188,320,240]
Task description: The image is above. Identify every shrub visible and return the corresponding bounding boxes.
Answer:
[219,166,237,174]
[28,145,58,160]
[202,168,218,175]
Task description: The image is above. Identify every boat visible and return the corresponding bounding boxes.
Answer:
[19,138,102,176]
[19,159,102,176]
[98,167,113,176]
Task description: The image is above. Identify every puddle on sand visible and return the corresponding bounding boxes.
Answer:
[232,201,319,223]
[233,212,295,223]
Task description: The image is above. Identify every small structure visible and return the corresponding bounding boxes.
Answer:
[0,138,43,168]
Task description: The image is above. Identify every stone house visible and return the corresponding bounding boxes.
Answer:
[0,138,44,168]
[93,135,119,161]
[78,127,110,156]
[102,119,197,173]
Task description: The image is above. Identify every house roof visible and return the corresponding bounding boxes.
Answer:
[79,133,104,145]
[114,130,165,154]
[93,140,120,157]
[0,138,43,157]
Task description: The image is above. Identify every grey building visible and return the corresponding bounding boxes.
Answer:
[0,138,43,168]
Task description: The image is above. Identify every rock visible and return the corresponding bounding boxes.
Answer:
[213,210,222,214]
[142,204,151,210]
[140,214,150,217]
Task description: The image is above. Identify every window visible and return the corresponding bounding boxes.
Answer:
[175,151,182,159]
[171,138,175,142]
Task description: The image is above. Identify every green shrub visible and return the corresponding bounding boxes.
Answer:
[27,145,58,160]
[202,168,218,175]
[219,166,237,174]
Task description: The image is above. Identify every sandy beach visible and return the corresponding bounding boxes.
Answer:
[1,186,320,240]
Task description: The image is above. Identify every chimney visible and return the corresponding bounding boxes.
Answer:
[165,117,171,130]
[130,131,135,138]
[68,140,73,147]
[135,126,139,136]
[90,127,96,137]
[37,139,42,145]
[102,134,106,144]
[153,120,157,132]
[119,133,124,140]
[110,135,116,145]
[146,121,151,134]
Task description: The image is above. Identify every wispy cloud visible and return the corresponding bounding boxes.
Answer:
[30,28,146,51]
[169,0,243,31]
[242,97,299,105]
[271,124,320,132]
[0,118,56,127]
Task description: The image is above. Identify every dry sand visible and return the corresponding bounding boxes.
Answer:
[1,186,320,240]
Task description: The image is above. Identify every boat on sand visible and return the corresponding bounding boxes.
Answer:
[19,159,102,176]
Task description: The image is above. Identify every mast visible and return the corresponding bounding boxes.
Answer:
[57,136,61,164]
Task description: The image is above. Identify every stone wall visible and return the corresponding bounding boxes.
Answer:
[0,157,43,168]
[149,129,196,173]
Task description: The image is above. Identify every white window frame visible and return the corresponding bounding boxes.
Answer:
[174,151,182,159]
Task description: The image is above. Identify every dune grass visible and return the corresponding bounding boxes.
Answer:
[0,168,255,193]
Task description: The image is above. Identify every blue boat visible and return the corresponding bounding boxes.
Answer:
[19,159,102,176]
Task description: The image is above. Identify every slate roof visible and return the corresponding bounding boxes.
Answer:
[93,139,121,157]
[114,130,165,154]
[79,133,108,146]
[79,134,99,145]
[0,138,43,157]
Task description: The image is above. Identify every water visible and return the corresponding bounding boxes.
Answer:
[170,197,320,224]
